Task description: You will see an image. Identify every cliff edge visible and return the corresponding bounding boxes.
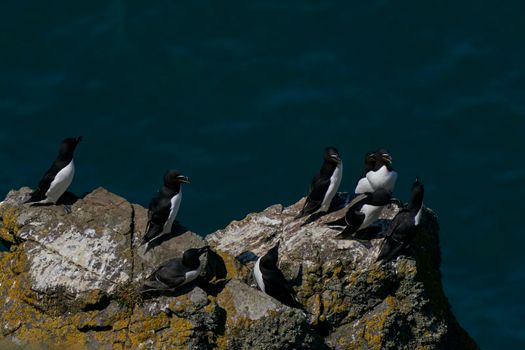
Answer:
[0,188,478,349]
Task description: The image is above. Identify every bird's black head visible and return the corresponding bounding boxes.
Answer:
[364,149,392,171]
[364,151,377,171]
[262,241,280,266]
[372,149,392,166]
[408,177,424,211]
[164,170,190,189]
[58,136,82,158]
[324,146,341,164]
[182,246,209,268]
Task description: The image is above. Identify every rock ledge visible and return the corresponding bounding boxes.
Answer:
[0,188,478,349]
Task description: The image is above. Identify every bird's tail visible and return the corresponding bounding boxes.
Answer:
[141,221,162,246]
[294,208,307,220]
[25,189,45,204]
[334,224,361,240]
[140,281,170,294]
[376,236,403,263]
[326,216,346,227]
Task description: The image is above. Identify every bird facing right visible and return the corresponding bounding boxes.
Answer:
[141,246,209,293]
[142,170,190,245]
[296,146,343,219]
[327,187,397,239]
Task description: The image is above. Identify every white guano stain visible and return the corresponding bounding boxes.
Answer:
[26,226,130,294]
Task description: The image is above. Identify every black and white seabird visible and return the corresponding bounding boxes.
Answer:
[26,136,82,205]
[142,170,190,245]
[253,242,301,308]
[327,188,397,239]
[354,149,398,194]
[376,178,424,263]
[141,246,209,293]
[296,147,343,218]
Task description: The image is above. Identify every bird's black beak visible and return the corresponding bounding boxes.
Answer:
[381,153,392,164]
[269,241,280,256]
[330,154,342,163]
[177,175,191,184]
[76,136,83,144]
[198,246,209,255]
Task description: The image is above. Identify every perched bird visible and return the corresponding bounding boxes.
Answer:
[254,242,301,308]
[354,149,398,194]
[377,178,424,263]
[142,170,190,245]
[327,188,396,239]
[141,246,209,293]
[26,136,82,205]
[296,147,343,218]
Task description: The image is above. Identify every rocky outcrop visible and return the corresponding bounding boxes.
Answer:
[0,188,478,349]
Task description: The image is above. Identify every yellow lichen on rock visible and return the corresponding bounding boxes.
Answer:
[0,206,20,244]
[366,265,387,284]
[362,295,396,349]
[214,249,247,281]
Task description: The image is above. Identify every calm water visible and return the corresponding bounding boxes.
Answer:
[1,1,524,348]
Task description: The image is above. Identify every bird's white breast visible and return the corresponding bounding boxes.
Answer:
[45,160,75,203]
[254,257,265,293]
[183,264,201,285]
[414,206,423,226]
[321,162,343,211]
[366,166,398,192]
[354,176,373,194]
[359,204,383,229]
[162,191,182,234]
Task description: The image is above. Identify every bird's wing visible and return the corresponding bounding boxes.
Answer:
[27,160,66,203]
[300,175,331,216]
[143,194,171,242]
[150,258,186,288]
[384,210,408,238]
[147,191,167,221]
[327,194,367,227]
[377,211,412,261]
[335,210,365,238]
[38,158,68,194]
[346,193,368,211]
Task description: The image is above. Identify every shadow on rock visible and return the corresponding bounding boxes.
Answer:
[140,282,197,300]
[145,222,190,252]
[200,249,230,296]
[301,192,355,226]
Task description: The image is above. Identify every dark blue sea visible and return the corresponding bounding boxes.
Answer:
[1,1,524,348]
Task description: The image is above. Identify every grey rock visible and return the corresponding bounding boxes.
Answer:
[216,279,325,350]
[0,188,478,349]
[207,193,479,350]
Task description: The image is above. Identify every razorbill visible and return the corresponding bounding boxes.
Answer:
[327,188,396,239]
[141,246,209,292]
[296,146,343,218]
[254,242,301,308]
[142,170,190,245]
[26,136,82,205]
[354,149,398,194]
[377,178,424,263]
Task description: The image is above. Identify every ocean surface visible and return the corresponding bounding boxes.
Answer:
[1,1,524,348]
